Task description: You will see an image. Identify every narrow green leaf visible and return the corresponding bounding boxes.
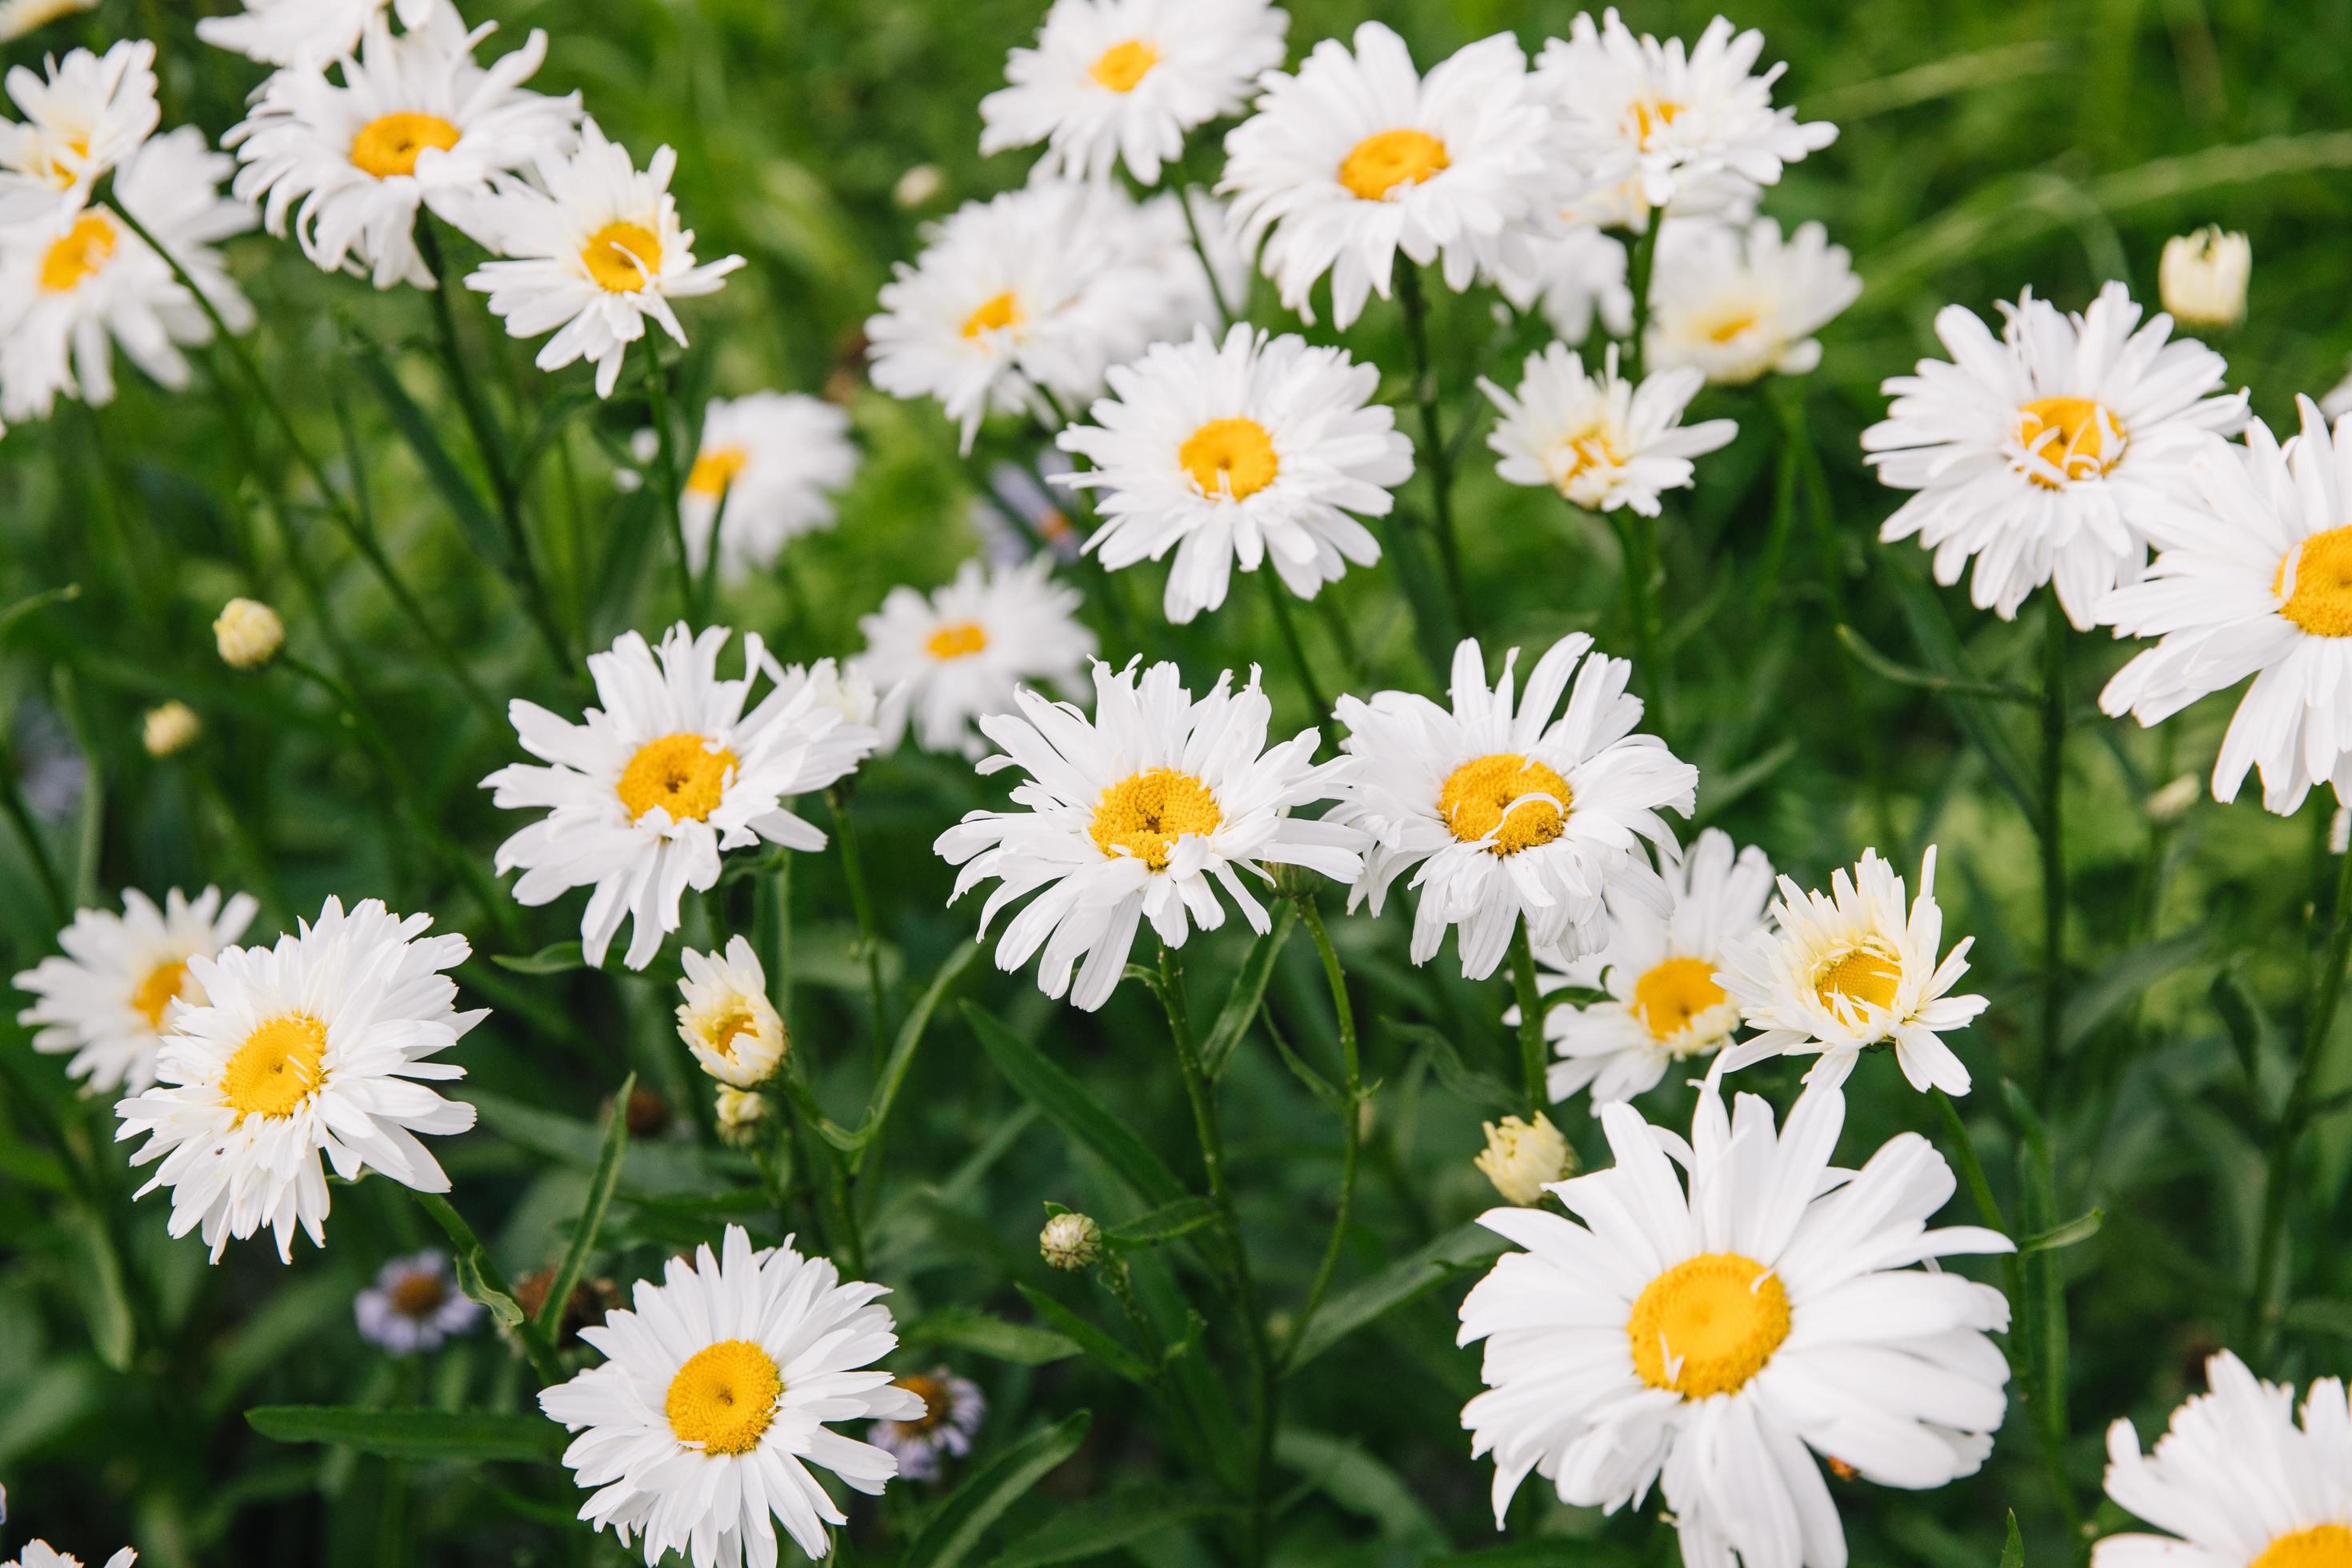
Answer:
[1387,1020,1516,1114]
[202,1274,353,1418]
[490,942,585,976]
[2062,930,2210,1055]
[538,1071,634,1338]
[2003,1079,2069,1444]
[451,1246,525,1331]
[987,1482,1232,1567]
[0,583,79,642]
[900,1307,1080,1367]
[1274,1428,1444,1548]
[66,1204,134,1373]
[1835,623,2036,704]
[1262,1006,1347,1116]
[850,942,982,1173]
[1999,1510,2026,1568]
[1285,1222,1506,1375]
[2020,1208,2103,1254]
[964,1002,1186,1207]
[902,1411,1092,1568]
[470,1089,751,1198]
[246,1406,563,1464]
[1202,905,1295,1078]
[1014,1284,1154,1386]
[1882,558,2040,826]
[350,345,514,576]
[2210,967,2270,1106]
[2282,1298,2352,1341]
[1105,1197,1218,1250]
[1690,737,1800,826]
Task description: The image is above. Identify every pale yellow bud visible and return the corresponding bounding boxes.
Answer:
[142,700,201,758]
[214,598,285,670]
[2159,228,2250,332]
[714,1086,767,1147]
[676,936,787,1087]
[892,164,944,210]
[2146,773,2202,825]
[1039,1211,1102,1272]
[1475,1112,1574,1206]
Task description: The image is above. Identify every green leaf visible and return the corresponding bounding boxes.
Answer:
[1202,905,1295,1078]
[1014,1284,1155,1385]
[1999,1510,2026,1568]
[2020,1208,2103,1254]
[987,1482,1232,1567]
[350,344,514,578]
[2285,1298,2352,1341]
[1106,1197,1218,1250]
[900,1307,1080,1367]
[964,1002,1186,1208]
[538,1071,633,1339]
[1284,1222,1506,1374]
[2061,929,2210,1056]
[2003,1078,2069,1445]
[246,1406,563,1464]
[902,1411,1091,1568]
[0,582,79,642]
[1882,557,2040,826]
[451,1246,525,1332]
[1691,737,1800,826]
[1422,1546,1641,1568]
[1274,1427,1444,1549]
[65,1205,134,1373]
[1261,1006,1347,1116]
[850,942,982,1173]
[470,1089,752,1198]
[2210,966,2270,1106]
[202,1274,354,1419]
[1388,1019,1517,1114]
[490,942,585,976]
[1835,623,2036,704]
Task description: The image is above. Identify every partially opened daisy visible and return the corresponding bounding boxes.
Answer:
[678,392,858,581]
[1866,281,2247,629]
[114,897,482,1262]
[1459,1076,2013,1565]
[198,0,440,70]
[0,40,159,222]
[2098,1349,2352,1568]
[1481,342,1736,516]
[1057,323,1414,623]
[1220,23,1562,330]
[483,626,880,970]
[675,935,786,1088]
[1646,216,1859,386]
[1330,634,1697,982]
[540,1225,920,1568]
[14,886,258,1096]
[851,557,1097,759]
[1715,846,1987,1094]
[935,659,1364,1012]
[2099,398,2352,816]
[979,0,1288,186]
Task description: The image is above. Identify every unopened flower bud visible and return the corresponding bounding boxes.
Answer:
[2146,773,2202,825]
[714,1086,766,1147]
[2159,227,2250,332]
[2334,806,2349,858]
[142,701,201,758]
[1039,1210,1102,1272]
[214,598,284,670]
[893,163,943,210]
[1475,1112,1574,1206]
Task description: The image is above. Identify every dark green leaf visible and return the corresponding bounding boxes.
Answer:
[1274,1428,1443,1548]
[470,1089,753,1198]
[451,1246,525,1331]
[2210,967,2270,1107]
[66,1205,134,1372]
[1106,1197,1218,1250]
[902,1411,1091,1568]
[1388,1020,1516,1114]
[2062,929,2210,1055]
[1284,1222,1506,1374]
[1835,623,2036,704]
[1262,1006,1347,1116]
[538,1071,633,1338]
[2020,1208,2102,1254]
[350,344,514,577]
[246,1406,562,1464]
[1999,1510,2026,1568]
[987,1482,1231,1567]
[1014,1284,1154,1385]
[900,1307,1080,1367]
[850,942,982,1172]
[964,1002,1186,1208]
[490,942,585,976]
[1202,905,1295,1078]
[1882,558,2040,826]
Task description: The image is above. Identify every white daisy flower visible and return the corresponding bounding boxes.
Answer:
[1645,216,1860,386]
[482,626,880,971]
[2098,398,2352,815]
[2099,1350,2352,1568]
[0,0,98,46]
[676,392,858,582]
[934,658,1365,1013]
[1532,10,1836,217]
[870,1368,987,1482]
[1459,1076,2013,1563]
[1865,280,2248,630]
[538,1224,921,1568]
[1490,223,1632,347]
[0,40,158,223]
[197,0,439,70]
[354,1249,483,1355]
[1480,342,1737,517]
[978,0,1288,186]
[0,126,255,426]
[675,935,786,1088]
[1055,323,1414,623]
[1715,846,1988,1096]
[2324,359,2352,424]
[14,886,258,1097]
[1220,23,1562,330]
[225,6,579,290]
[1329,634,1698,982]
[850,556,1097,760]
[1550,162,1758,238]
[1521,826,1772,1109]
[113,896,483,1262]
[2,1544,134,1568]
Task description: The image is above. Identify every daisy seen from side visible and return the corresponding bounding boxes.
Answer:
[1481,342,1737,517]
[0,40,158,222]
[678,392,858,582]
[850,556,1097,760]
[1645,216,1860,386]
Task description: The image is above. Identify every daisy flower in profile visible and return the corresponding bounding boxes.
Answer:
[1491,225,1631,347]
[539,1225,920,1568]
[2099,398,2352,815]
[0,41,158,222]
[851,557,1096,759]
[0,0,98,46]
[1220,23,1562,330]
[1715,846,1987,1095]
[678,393,858,581]
[1480,343,1736,516]
[935,659,1364,1013]
[1057,323,1414,624]
[1519,826,1772,1110]
[1459,1076,2013,1564]
[1645,216,1860,386]
[1330,634,1697,982]
[870,1369,986,1482]
[2098,1349,2352,1568]
[114,897,482,1262]
[675,935,786,1088]
[14,887,258,1098]
[0,127,255,426]
[1866,280,2247,629]
[354,1250,483,1355]
[484,626,878,970]
[198,0,438,70]
[2,1544,134,1568]
[1533,10,1836,216]
[979,0,1287,186]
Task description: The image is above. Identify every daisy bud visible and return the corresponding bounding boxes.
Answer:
[2146,773,2202,825]
[714,1086,766,1147]
[2160,227,2250,331]
[1474,1113,1574,1206]
[2334,807,2349,858]
[142,700,201,758]
[676,937,788,1087]
[892,162,943,210]
[1039,1210,1102,1272]
[213,597,284,670]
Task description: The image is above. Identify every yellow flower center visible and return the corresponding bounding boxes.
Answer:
[962,290,1024,339]
[617,734,738,824]
[1090,769,1222,870]
[41,132,90,187]
[349,111,462,179]
[665,1339,782,1456]
[38,212,117,294]
[686,445,750,500]
[1814,944,1902,1016]
[2015,396,2124,487]
[220,1014,329,1122]
[1698,306,1763,346]
[1438,754,1572,856]
[130,958,190,1031]
[1627,1252,1792,1399]
[925,621,989,660]
[1178,417,1280,500]
[1629,97,1682,148]
[1338,128,1450,202]
[389,1270,450,1320]
[1631,957,1727,1043]
[700,1004,758,1062]
[1550,423,1626,490]
[1088,39,1159,93]
[893,1373,948,1434]
[582,221,663,293]
[2252,1526,2352,1568]
[2275,526,2352,638]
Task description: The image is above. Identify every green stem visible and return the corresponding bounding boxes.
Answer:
[0,766,69,930]
[1606,507,1668,738]
[1261,571,1330,724]
[411,1191,564,1386]
[1507,918,1549,1119]
[1394,262,1471,638]
[639,336,698,623]
[1284,898,1362,1374]
[1178,184,1234,330]
[2038,596,2069,1095]
[1622,217,1662,385]
[827,786,890,1066]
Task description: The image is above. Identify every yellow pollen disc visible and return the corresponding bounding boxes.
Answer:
[925,620,989,660]
[2275,526,2352,638]
[2015,396,2123,487]
[582,221,664,293]
[130,958,190,1031]
[42,132,90,186]
[1438,754,1572,856]
[1338,128,1450,201]
[390,1270,450,1319]
[1089,39,1159,92]
[702,1005,758,1062]
[1179,417,1280,500]
[618,734,738,824]
[962,290,1024,338]
[2252,1526,2352,1568]
[686,445,750,499]
[1627,1252,1792,1399]
[1090,769,1222,870]
[38,212,117,294]
[1552,424,1626,488]
[665,1340,782,1456]
[1632,957,1727,1043]
[1702,309,1762,346]
[349,111,462,178]
[1630,98,1682,148]
[1814,944,1902,1016]
[893,1374,947,1434]
[220,1014,329,1122]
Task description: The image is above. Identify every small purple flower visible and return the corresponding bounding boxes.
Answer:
[870,1367,986,1481]
[354,1251,482,1355]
